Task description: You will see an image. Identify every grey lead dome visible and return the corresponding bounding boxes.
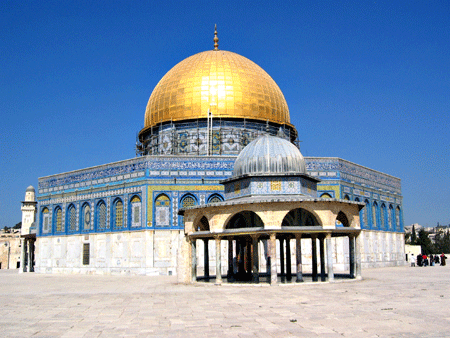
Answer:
[233,134,306,177]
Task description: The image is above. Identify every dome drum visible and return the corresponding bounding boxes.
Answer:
[137,117,297,156]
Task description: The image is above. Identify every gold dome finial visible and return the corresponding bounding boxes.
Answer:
[213,24,219,50]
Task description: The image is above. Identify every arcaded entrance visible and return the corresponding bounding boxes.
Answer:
[182,203,363,285]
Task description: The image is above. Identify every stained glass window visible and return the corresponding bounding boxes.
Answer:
[115,200,123,229]
[372,203,377,228]
[69,205,77,232]
[83,204,91,231]
[97,202,106,230]
[56,208,62,232]
[42,208,50,233]
[182,196,196,208]
[208,195,222,204]
[130,195,141,227]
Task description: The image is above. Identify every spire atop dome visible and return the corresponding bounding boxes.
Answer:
[213,24,219,50]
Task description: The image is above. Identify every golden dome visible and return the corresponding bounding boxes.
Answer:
[143,49,291,129]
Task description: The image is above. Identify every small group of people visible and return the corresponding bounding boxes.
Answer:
[411,253,447,267]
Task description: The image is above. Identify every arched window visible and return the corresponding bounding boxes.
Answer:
[344,195,350,200]
[54,207,63,233]
[355,197,363,227]
[81,203,91,231]
[381,204,386,230]
[68,204,77,233]
[320,193,332,199]
[130,195,141,228]
[396,206,401,230]
[96,201,107,231]
[181,195,197,208]
[155,194,170,227]
[372,202,378,228]
[364,199,370,228]
[389,205,394,230]
[207,194,223,204]
[41,207,50,234]
[113,198,124,229]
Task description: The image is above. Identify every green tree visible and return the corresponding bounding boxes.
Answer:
[415,229,434,254]
[13,222,22,229]
[435,230,450,253]
[410,225,417,244]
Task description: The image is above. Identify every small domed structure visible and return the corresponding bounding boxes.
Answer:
[222,135,318,200]
[24,185,36,202]
[233,134,306,177]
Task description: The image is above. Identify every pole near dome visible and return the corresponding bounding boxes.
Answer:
[214,24,219,50]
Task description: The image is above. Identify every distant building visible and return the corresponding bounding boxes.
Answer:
[0,229,21,269]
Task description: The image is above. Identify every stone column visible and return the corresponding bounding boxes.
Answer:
[355,233,362,279]
[203,239,209,279]
[251,235,259,283]
[319,236,326,282]
[295,234,303,282]
[279,237,285,277]
[286,238,292,281]
[349,235,355,278]
[215,237,222,284]
[227,239,233,278]
[270,233,277,285]
[311,235,318,282]
[191,239,197,283]
[19,238,26,273]
[27,240,32,272]
[326,233,334,282]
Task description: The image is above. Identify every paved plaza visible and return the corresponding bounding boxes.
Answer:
[1,266,449,337]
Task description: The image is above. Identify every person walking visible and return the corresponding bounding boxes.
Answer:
[440,253,447,266]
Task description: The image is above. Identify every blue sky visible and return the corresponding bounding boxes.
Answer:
[1,0,449,228]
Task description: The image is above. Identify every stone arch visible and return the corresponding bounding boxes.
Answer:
[335,211,350,227]
[194,216,210,231]
[282,208,320,227]
[225,211,264,229]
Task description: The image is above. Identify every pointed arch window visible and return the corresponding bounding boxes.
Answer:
[96,201,107,231]
[155,194,170,227]
[68,204,77,232]
[372,202,378,228]
[81,203,91,231]
[41,207,50,234]
[130,195,141,228]
[207,194,223,204]
[54,207,63,233]
[113,199,124,229]
[181,195,196,208]
[381,204,386,230]
[364,200,370,228]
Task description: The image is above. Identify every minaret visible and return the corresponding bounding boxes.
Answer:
[21,185,37,236]
[20,185,37,273]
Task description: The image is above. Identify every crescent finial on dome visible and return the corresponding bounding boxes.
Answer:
[214,24,219,50]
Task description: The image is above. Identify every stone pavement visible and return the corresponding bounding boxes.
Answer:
[0,266,449,337]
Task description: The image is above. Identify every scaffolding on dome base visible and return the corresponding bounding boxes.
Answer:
[136,118,299,157]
